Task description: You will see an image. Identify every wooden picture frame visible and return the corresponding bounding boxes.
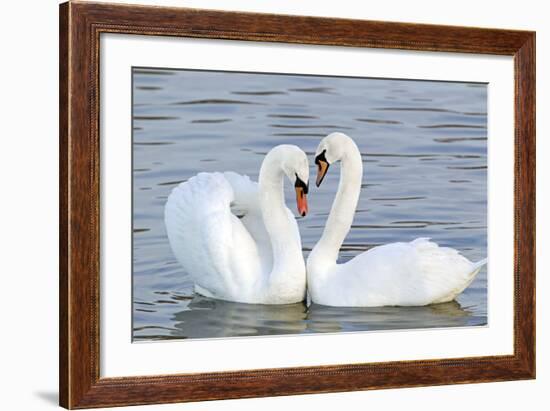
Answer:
[59,1,535,408]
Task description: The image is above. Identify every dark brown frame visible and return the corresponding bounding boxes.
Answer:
[59,1,536,409]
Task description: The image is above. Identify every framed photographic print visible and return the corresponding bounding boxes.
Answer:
[59,1,535,408]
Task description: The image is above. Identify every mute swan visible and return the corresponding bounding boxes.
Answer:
[165,145,309,304]
[307,132,487,307]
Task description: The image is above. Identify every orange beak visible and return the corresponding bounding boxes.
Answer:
[316,160,329,187]
[295,186,308,217]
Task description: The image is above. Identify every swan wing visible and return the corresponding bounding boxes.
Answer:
[164,172,264,301]
[223,171,300,273]
[223,171,273,273]
[223,171,260,217]
[323,238,484,307]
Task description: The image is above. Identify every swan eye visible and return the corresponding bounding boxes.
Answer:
[294,174,309,194]
[315,149,329,166]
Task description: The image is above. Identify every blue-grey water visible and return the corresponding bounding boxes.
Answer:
[132,68,487,341]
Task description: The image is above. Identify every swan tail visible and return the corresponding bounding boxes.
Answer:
[437,257,487,304]
[410,239,486,304]
[471,258,488,272]
[459,257,487,291]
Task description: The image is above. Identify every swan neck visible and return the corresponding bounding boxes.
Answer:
[310,142,362,270]
[258,151,304,290]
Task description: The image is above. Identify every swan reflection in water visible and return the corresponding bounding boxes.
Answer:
[170,296,308,339]
[158,295,485,340]
[306,300,481,334]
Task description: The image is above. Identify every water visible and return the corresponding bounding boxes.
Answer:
[132,68,487,341]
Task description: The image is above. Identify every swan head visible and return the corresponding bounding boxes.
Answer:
[314,132,355,186]
[284,146,309,217]
[274,145,310,217]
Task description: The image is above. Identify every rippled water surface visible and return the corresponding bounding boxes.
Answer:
[132,68,487,341]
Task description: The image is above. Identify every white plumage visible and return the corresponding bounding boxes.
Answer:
[165,145,308,304]
[309,237,486,307]
[307,133,487,307]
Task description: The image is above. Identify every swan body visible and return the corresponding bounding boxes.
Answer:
[307,133,487,307]
[165,145,309,304]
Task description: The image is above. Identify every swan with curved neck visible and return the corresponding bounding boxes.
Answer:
[165,145,309,304]
[307,132,487,307]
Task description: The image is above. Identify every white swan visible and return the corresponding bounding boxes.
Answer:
[307,132,487,307]
[165,145,309,304]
